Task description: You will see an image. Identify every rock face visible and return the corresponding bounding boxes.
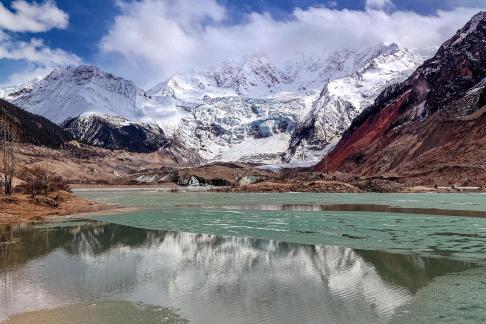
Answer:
[0,99,71,148]
[316,12,486,185]
[62,114,170,153]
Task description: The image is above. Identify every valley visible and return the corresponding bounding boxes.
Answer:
[0,12,485,221]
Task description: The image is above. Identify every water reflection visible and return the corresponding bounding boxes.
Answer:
[0,222,476,324]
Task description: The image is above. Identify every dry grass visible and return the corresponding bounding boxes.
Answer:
[0,190,112,224]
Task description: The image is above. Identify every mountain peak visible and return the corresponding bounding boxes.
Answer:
[47,64,135,86]
[441,11,485,49]
[50,64,100,76]
[406,11,485,115]
[469,10,486,28]
[11,64,146,123]
[458,10,485,35]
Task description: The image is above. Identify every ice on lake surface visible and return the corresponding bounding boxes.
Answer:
[2,191,486,323]
[83,191,486,263]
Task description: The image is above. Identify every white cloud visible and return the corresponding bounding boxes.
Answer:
[365,0,394,11]
[0,1,79,85]
[100,0,226,82]
[0,35,80,85]
[0,30,7,42]
[0,35,81,84]
[327,1,338,9]
[3,65,52,85]
[0,0,68,33]
[99,0,486,88]
[0,37,80,66]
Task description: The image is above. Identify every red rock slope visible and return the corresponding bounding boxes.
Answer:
[315,12,486,185]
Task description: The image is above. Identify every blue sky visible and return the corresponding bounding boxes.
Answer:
[1,0,485,87]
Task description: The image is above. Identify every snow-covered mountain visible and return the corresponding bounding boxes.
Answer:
[0,85,18,99]
[285,44,426,163]
[10,65,148,124]
[147,44,427,163]
[4,44,429,163]
[0,77,42,100]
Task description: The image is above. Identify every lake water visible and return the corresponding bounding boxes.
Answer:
[2,191,486,323]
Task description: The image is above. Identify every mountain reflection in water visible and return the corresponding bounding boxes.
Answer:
[0,222,477,324]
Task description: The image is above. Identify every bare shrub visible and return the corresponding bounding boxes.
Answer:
[50,175,71,192]
[17,167,71,197]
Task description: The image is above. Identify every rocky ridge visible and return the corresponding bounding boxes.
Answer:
[62,114,170,153]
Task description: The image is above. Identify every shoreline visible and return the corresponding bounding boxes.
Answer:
[70,183,178,190]
[70,183,485,194]
[44,205,137,222]
[0,191,120,225]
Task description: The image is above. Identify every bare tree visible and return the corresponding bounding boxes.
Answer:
[0,120,16,196]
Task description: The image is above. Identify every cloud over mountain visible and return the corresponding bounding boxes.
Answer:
[100,0,485,87]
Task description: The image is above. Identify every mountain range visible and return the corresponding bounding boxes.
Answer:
[1,43,427,165]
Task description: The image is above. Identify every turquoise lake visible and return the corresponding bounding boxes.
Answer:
[2,191,486,323]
